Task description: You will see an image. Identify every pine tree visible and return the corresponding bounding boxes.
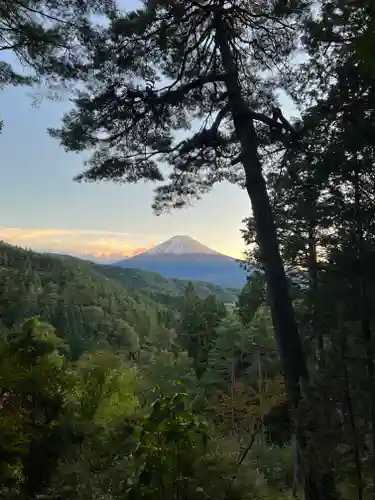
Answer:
[49,3,333,493]
[0,0,117,87]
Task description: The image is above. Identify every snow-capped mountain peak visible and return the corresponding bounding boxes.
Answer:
[114,235,248,287]
[146,235,220,256]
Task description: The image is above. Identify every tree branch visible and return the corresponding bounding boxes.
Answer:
[125,72,227,105]
[179,104,231,154]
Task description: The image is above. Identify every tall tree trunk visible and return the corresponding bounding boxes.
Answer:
[231,357,236,437]
[214,8,306,408]
[307,220,324,362]
[214,9,340,500]
[353,162,375,491]
[258,352,264,443]
[339,304,364,500]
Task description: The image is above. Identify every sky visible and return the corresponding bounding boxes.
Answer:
[0,0,294,262]
[0,79,250,259]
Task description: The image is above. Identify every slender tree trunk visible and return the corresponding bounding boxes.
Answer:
[339,305,364,500]
[307,221,324,361]
[214,9,307,407]
[353,163,375,491]
[306,217,342,495]
[214,9,340,500]
[231,357,236,437]
[257,353,265,446]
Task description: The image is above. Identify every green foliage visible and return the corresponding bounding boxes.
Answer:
[204,309,278,391]
[0,318,74,498]
[48,1,318,493]
[127,392,209,500]
[50,0,306,213]
[0,0,116,90]
[0,241,292,500]
[177,282,227,378]
[0,242,183,358]
[0,242,236,359]
[237,0,375,495]
[6,0,375,497]
[140,350,199,402]
[237,271,267,325]
[73,350,140,426]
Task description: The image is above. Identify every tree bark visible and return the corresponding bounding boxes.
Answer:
[339,304,364,500]
[353,161,375,492]
[214,6,305,412]
[307,219,324,361]
[214,9,340,500]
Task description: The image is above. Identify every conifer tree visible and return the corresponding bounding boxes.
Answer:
[0,0,117,136]
[50,2,345,495]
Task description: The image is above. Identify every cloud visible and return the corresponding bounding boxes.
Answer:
[0,227,131,241]
[130,247,149,256]
[0,226,153,261]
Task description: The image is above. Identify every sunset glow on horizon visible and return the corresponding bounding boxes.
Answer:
[0,226,245,261]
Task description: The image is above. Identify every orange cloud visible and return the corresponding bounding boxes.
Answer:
[0,227,131,239]
[130,247,149,256]
[0,227,154,261]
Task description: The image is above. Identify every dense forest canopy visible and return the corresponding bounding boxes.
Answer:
[0,242,282,499]
[2,0,375,499]
[0,242,236,356]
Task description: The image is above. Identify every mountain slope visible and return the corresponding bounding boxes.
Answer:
[0,242,238,357]
[145,235,219,255]
[115,235,248,288]
[0,242,175,358]
[92,264,239,303]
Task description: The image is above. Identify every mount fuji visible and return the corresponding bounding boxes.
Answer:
[114,235,248,288]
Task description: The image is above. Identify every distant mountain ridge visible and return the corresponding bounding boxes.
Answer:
[115,235,248,288]
[92,264,239,304]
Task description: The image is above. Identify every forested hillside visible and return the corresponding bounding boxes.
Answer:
[0,242,236,358]
[0,242,159,358]
[1,268,284,500]
[0,243,285,500]
[91,262,239,303]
